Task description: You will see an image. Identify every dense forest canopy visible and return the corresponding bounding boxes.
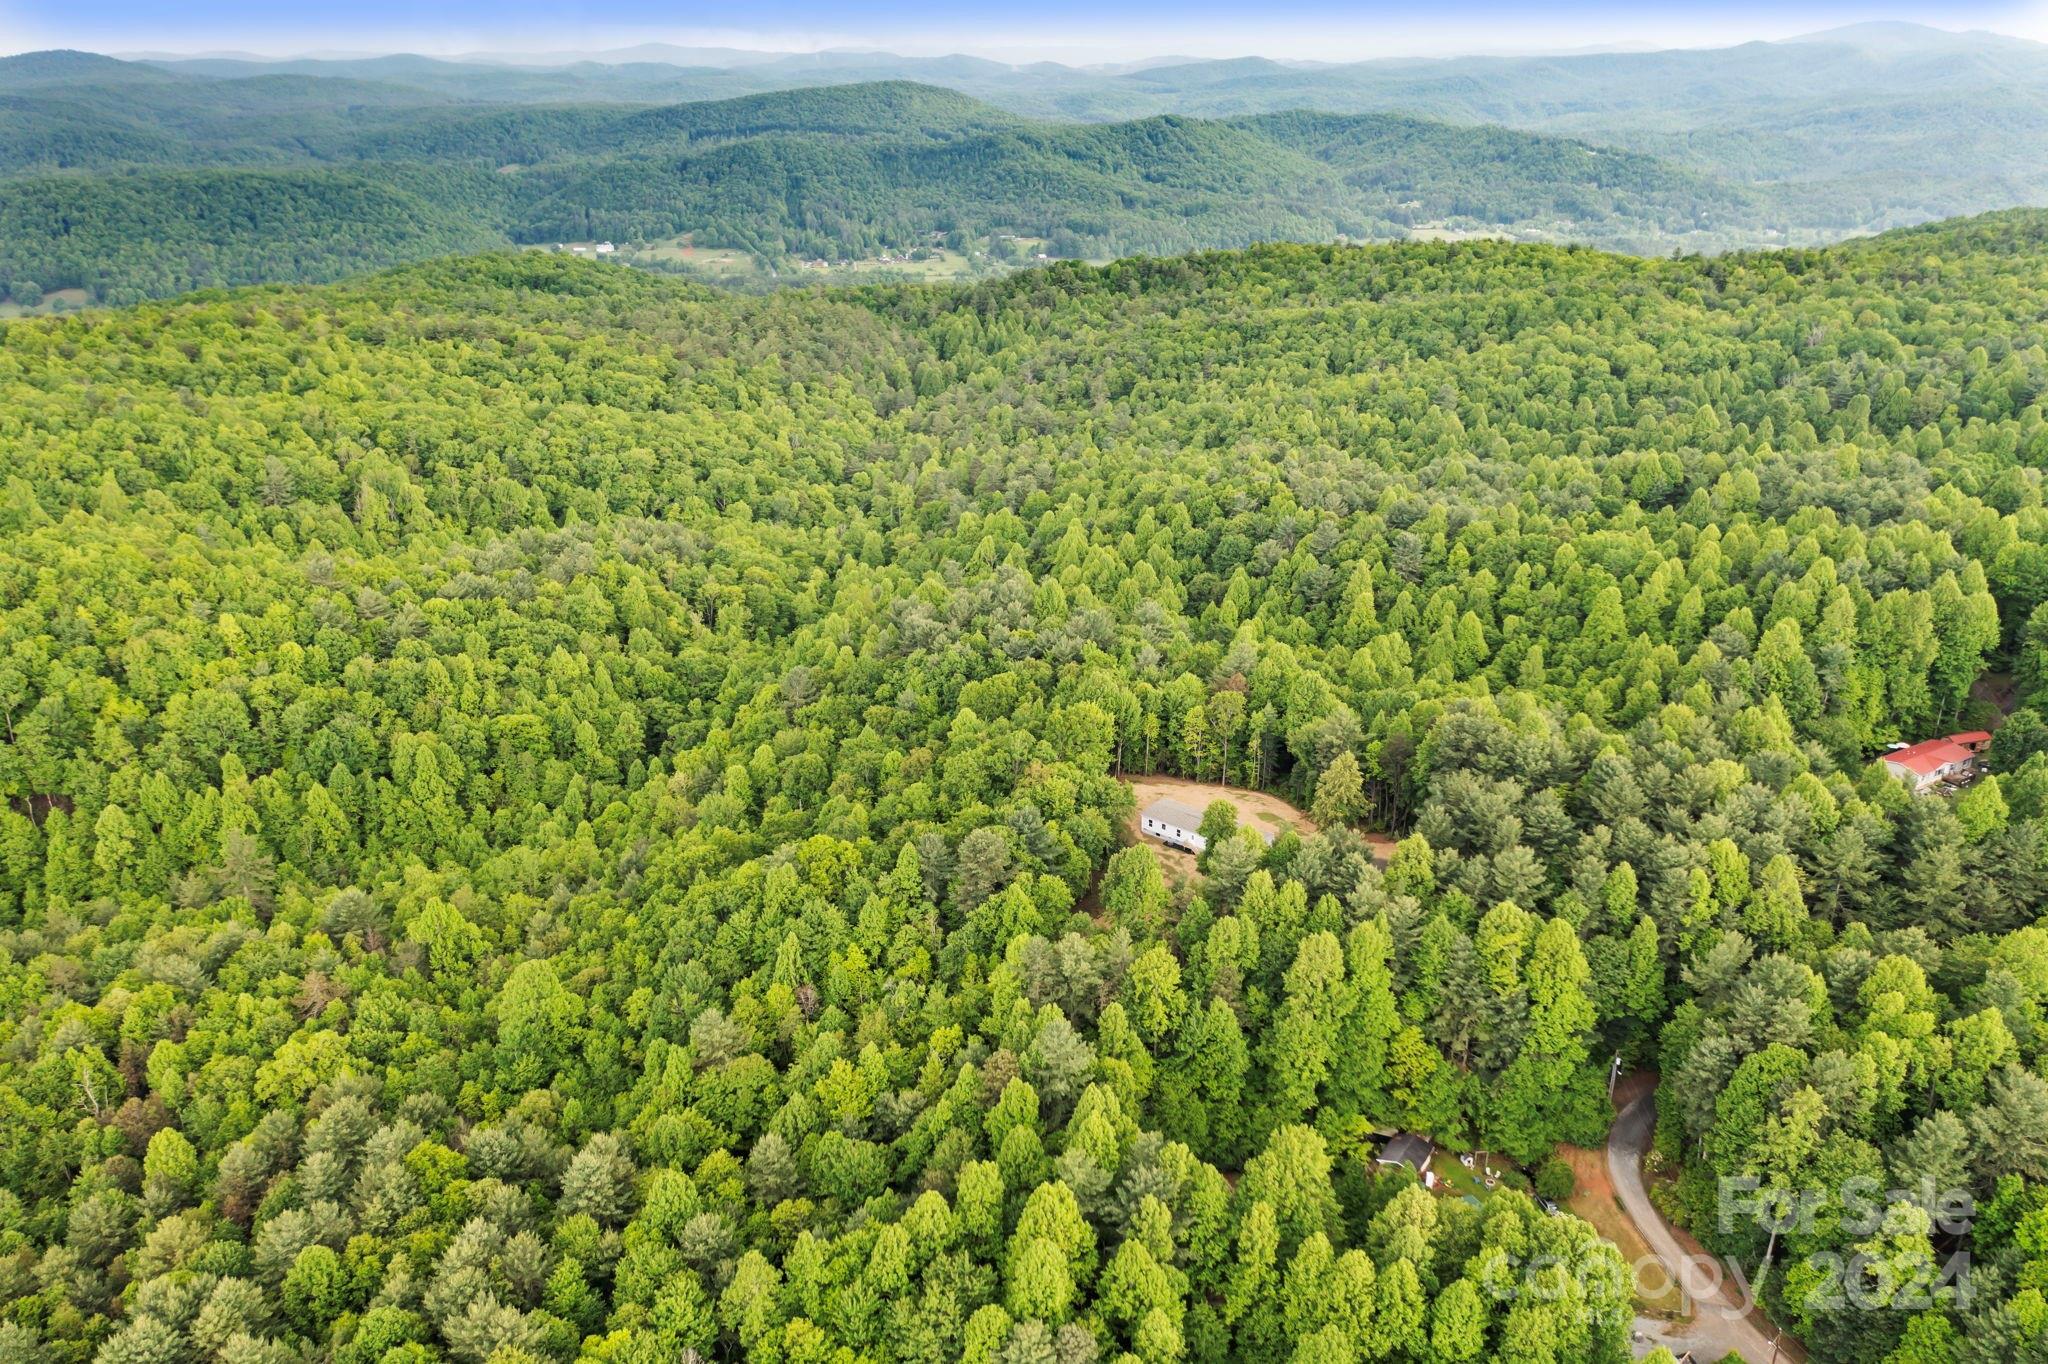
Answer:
[3,211,2048,1364]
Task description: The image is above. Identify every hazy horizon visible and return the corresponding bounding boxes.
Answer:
[8,1,2048,65]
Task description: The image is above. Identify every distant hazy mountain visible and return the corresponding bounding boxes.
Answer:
[452,43,804,68]
[1,48,181,87]
[117,23,2048,225]
[1782,20,2048,53]
[87,23,2048,232]
[7,23,2048,305]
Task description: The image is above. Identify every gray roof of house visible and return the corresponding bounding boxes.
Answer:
[1378,1133,1433,1168]
[1141,798,1206,829]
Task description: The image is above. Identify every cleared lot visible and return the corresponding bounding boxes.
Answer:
[1121,776,1317,877]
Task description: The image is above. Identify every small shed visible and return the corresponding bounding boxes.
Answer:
[1140,798,1208,853]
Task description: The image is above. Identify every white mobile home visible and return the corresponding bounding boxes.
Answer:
[1139,798,1209,853]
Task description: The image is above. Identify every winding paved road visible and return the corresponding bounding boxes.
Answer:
[1608,1089,1792,1364]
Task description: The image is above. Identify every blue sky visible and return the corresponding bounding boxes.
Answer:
[5,0,2047,62]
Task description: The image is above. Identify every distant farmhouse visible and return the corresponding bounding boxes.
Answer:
[1883,731,1992,792]
[1139,797,1277,855]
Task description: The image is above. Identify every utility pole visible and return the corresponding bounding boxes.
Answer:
[1608,1053,1624,1100]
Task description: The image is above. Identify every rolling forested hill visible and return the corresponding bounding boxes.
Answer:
[503,108,1752,263]
[8,23,2048,306]
[0,168,509,306]
[3,211,2048,1364]
[127,22,2048,226]
[0,72,1760,306]
[0,78,1019,173]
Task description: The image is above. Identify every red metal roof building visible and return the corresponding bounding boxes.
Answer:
[1882,732,1990,790]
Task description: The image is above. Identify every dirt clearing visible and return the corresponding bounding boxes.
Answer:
[1121,776,1316,879]
[1118,775,1404,875]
